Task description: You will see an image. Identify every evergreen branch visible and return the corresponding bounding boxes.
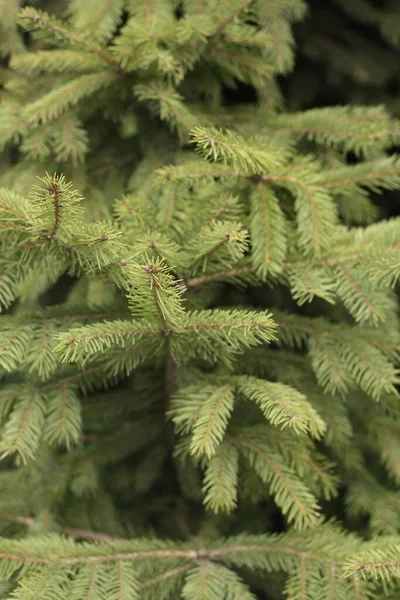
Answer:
[180,310,276,336]
[210,48,273,86]
[317,156,400,192]
[171,309,277,365]
[285,245,399,271]
[168,385,215,435]
[202,442,239,513]
[185,221,249,276]
[0,529,361,567]
[11,50,111,74]
[0,530,379,598]
[308,336,350,395]
[190,127,284,174]
[260,170,337,255]
[236,425,338,500]
[274,311,400,399]
[343,545,400,580]
[1,3,400,597]
[28,173,84,241]
[189,385,235,457]
[0,187,31,223]
[0,391,46,463]
[122,258,186,331]
[0,546,197,566]
[233,435,321,528]
[154,161,243,185]
[214,0,254,33]
[250,183,287,278]
[54,320,162,363]
[236,376,326,438]
[114,196,154,230]
[288,264,336,306]
[185,218,400,283]
[266,105,400,154]
[0,324,32,372]
[206,529,353,566]
[21,72,117,128]
[134,83,198,141]
[365,249,400,288]
[66,0,124,44]
[18,7,122,70]
[41,363,119,393]
[333,263,388,324]
[43,385,82,450]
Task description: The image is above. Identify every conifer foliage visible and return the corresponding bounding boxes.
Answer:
[0,1,399,599]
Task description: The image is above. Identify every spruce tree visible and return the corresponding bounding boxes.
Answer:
[0,1,399,599]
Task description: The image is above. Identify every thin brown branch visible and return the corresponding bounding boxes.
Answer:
[2,515,125,542]
[186,266,253,287]
[48,178,60,239]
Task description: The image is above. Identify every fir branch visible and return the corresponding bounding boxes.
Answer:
[171,309,277,366]
[66,0,124,44]
[190,127,284,174]
[54,319,162,363]
[18,7,122,70]
[202,442,239,513]
[316,156,400,193]
[10,50,111,74]
[0,391,46,463]
[189,385,235,457]
[265,105,400,154]
[0,528,362,567]
[343,546,400,580]
[250,182,287,278]
[233,435,321,529]
[185,221,249,276]
[21,72,118,128]
[214,0,254,34]
[260,170,337,255]
[236,376,326,438]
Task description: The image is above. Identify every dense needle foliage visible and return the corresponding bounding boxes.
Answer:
[0,1,399,599]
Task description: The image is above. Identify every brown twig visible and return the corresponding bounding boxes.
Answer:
[2,515,125,543]
[48,178,60,239]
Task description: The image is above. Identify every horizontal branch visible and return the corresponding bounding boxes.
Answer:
[2,515,124,543]
[19,8,122,71]
[186,266,253,287]
[0,540,344,569]
[321,167,400,189]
